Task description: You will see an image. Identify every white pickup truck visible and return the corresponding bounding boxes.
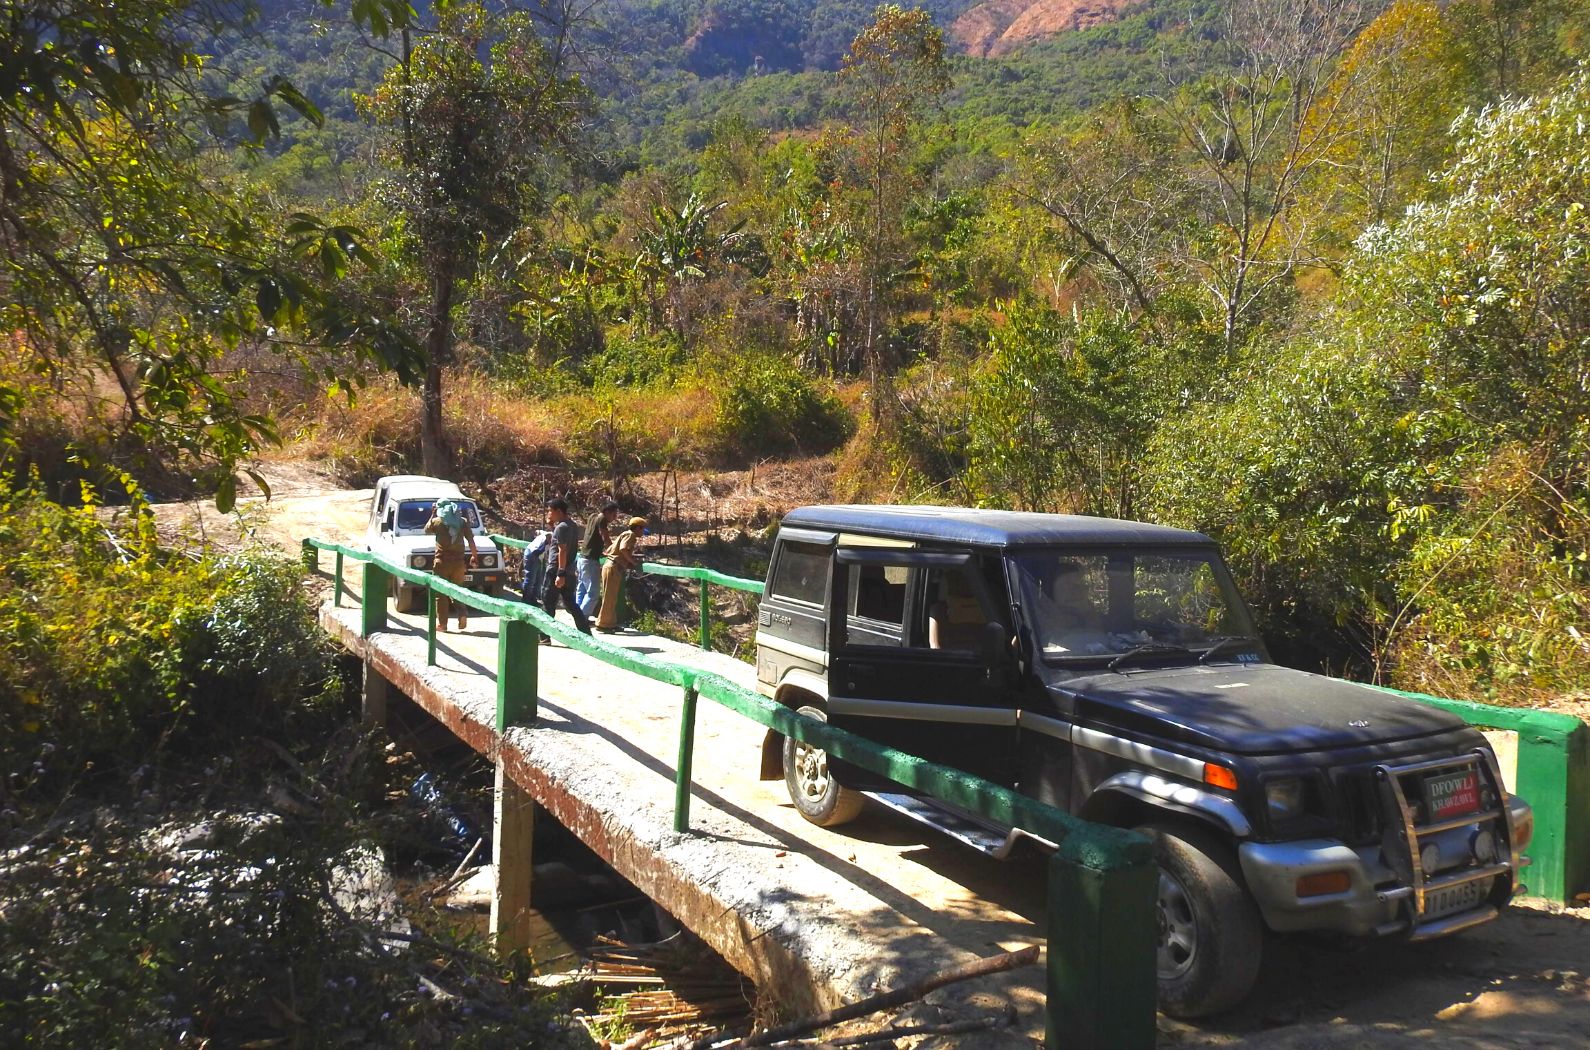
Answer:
[365,475,505,612]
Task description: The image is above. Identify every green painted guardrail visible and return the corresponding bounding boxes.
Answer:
[1374,686,1587,903]
[302,536,1156,1050]
[489,532,763,651]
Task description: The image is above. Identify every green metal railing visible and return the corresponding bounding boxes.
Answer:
[489,532,763,650]
[1374,687,1588,903]
[302,536,1156,1050]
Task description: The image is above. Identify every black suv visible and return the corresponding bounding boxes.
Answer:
[752,505,1533,1016]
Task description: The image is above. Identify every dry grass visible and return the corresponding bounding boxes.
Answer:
[284,367,855,485]
[287,372,570,486]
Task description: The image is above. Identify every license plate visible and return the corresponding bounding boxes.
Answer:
[1425,769,1480,821]
[1424,876,1491,918]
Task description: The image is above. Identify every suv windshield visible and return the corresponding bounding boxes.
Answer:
[1012,548,1258,662]
[395,499,482,532]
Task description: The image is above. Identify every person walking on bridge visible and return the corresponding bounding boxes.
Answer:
[541,498,593,640]
[595,516,646,632]
[425,499,479,632]
[577,500,619,616]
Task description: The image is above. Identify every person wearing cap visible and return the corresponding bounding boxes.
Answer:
[424,498,479,632]
[540,498,593,638]
[576,499,620,617]
[595,516,647,632]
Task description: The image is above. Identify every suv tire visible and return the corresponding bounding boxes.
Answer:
[1140,822,1263,1018]
[784,705,865,827]
[392,580,425,614]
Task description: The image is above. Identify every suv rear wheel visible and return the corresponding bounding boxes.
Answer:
[1140,822,1263,1018]
[784,705,865,827]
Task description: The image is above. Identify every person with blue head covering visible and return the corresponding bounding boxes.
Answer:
[425,498,479,631]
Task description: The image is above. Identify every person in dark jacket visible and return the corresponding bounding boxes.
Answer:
[540,498,593,639]
[576,500,619,616]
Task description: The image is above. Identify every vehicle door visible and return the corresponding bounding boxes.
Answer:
[826,548,1018,788]
[367,483,391,549]
[754,529,836,692]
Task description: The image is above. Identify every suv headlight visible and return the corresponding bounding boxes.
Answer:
[481,553,497,568]
[1266,777,1306,821]
[410,554,426,569]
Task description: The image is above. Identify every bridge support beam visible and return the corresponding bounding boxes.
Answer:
[362,661,390,727]
[490,757,536,955]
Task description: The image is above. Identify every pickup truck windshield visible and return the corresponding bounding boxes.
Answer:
[1012,548,1257,662]
[394,499,482,532]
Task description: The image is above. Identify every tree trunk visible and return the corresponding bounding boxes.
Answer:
[421,273,456,478]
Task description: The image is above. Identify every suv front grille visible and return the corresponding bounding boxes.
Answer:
[1333,767,1385,845]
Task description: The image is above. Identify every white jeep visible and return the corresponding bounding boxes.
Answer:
[365,475,505,613]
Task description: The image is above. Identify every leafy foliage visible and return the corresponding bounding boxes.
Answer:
[0,0,421,498]
[0,478,336,785]
[711,352,853,458]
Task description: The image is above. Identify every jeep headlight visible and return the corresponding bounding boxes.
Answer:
[1266,777,1306,821]
[410,554,426,569]
[481,553,497,568]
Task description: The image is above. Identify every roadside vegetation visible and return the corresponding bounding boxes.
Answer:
[0,477,575,1045]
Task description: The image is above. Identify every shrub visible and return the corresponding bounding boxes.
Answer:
[0,479,337,790]
[709,354,851,461]
[581,330,687,388]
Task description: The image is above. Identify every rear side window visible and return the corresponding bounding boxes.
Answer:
[769,541,829,606]
[849,564,907,624]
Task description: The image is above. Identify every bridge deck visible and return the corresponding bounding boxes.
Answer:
[320,602,1047,1038]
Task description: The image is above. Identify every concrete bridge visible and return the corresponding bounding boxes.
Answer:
[321,596,1061,1042]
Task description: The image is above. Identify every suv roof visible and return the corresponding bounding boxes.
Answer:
[381,477,467,500]
[783,504,1214,548]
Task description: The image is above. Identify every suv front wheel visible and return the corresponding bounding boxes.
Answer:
[1141,822,1263,1018]
[784,705,865,827]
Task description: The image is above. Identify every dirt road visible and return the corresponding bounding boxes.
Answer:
[154,462,1590,1048]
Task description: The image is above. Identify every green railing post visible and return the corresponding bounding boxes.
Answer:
[1377,686,1590,901]
[1045,845,1158,1050]
[360,561,390,638]
[497,617,538,730]
[1513,719,1589,900]
[674,684,700,833]
[333,550,344,607]
[698,580,711,650]
[426,586,437,666]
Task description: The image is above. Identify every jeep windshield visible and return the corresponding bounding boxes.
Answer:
[395,499,482,533]
[1011,548,1260,665]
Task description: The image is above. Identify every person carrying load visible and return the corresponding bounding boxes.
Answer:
[425,498,479,632]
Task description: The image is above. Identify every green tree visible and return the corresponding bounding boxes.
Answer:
[0,0,420,502]
[363,1,586,476]
[1302,1,1468,240]
[838,4,950,415]
[633,192,751,342]
[962,298,1174,518]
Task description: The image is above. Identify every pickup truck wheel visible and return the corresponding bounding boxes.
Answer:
[784,705,865,827]
[393,581,425,614]
[1141,823,1263,1018]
